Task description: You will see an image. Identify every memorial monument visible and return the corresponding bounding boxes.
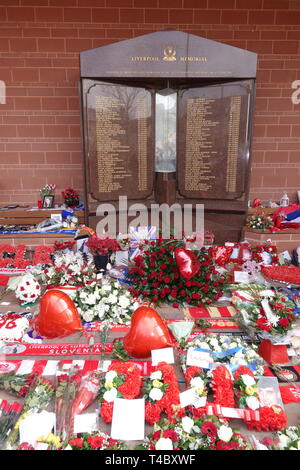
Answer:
[79,30,257,243]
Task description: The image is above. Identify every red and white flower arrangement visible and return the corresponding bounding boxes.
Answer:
[144,362,184,426]
[62,432,127,450]
[15,275,41,305]
[129,239,226,307]
[233,366,260,412]
[136,414,249,451]
[31,251,96,288]
[236,291,296,338]
[0,313,30,342]
[99,362,142,424]
[251,242,278,265]
[184,366,208,418]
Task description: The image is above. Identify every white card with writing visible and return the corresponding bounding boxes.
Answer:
[74,413,98,434]
[186,348,212,368]
[111,398,145,441]
[234,271,250,284]
[151,347,174,366]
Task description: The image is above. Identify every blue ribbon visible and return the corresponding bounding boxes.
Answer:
[207,362,257,372]
[195,346,244,359]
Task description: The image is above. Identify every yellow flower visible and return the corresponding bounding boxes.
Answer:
[38,433,61,449]
[105,381,114,390]
[196,386,204,395]
[245,386,256,396]
[152,380,163,388]
[15,412,29,431]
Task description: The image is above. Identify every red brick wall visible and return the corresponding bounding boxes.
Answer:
[0,0,300,207]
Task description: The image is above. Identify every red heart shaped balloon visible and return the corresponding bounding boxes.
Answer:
[175,247,201,279]
[123,306,174,358]
[32,289,83,339]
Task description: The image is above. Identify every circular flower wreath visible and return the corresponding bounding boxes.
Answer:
[129,240,226,307]
[251,242,278,265]
[99,362,142,424]
[144,362,184,426]
[0,313,30,342]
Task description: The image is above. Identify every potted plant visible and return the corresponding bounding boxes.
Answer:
[62,188,80,209]
[86,234,120,272]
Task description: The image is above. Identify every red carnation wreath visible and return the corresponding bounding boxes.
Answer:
[0,244,30,269]
[144,362,184,425]
[99,362,142,424]
[247,405,287,432]
[32,245,54,265]
[211,365,235,409]
[262,265,300,285]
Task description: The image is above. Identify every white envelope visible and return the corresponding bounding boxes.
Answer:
[111,398,145,441]
[151,347,174,366]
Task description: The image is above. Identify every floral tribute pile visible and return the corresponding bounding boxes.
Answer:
[136,415,249,451]
[99,362,143,424]
[144,362,184,425]
[129,239,226,307]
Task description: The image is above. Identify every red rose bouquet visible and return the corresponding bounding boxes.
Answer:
[86,234,120,256]
[62,187,79,208]
[129,239,226,307]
